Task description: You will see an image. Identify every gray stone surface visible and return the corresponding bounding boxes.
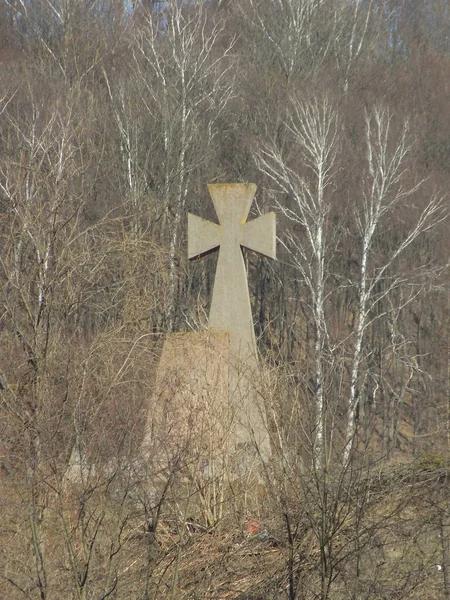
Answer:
[188,183,276,459]
[188,183,276,360]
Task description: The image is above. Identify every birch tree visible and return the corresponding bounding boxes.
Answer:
[0,87,177,600]
[0,92,88,383]
[254,100,447,467]
[131,0,235,330]
[344,107,447,461]
[255,97,339,466]
[244,0,335,83]
[241,0,374,93]
[0,88,90,600]
[102,71,152,239]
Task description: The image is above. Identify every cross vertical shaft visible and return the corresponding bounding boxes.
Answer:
[188,183,276,458]
[188,183,276,360]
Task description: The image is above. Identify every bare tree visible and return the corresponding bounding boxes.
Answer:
[131,0,236,330]
[255,97,339,465]
[345,107,446,461]
[255,98,446,463]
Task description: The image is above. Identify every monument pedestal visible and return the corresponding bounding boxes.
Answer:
[142,330,270,477]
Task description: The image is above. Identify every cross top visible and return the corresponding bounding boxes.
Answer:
[188,184,276,360]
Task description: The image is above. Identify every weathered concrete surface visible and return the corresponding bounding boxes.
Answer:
[188,183,276,362]
[141,331,233,473]
[142,330,271,474]
[188,184,276,461]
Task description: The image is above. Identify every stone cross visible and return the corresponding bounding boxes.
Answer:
[188,184,276,458]
[188,183,276,360]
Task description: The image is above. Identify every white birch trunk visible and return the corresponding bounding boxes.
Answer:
[343,107,446,463]
[254,98,338,467]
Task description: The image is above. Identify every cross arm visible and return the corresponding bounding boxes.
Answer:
[188,213,221,259]
[241,212,277,260]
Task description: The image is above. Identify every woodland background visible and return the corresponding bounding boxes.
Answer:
[0,1,450,599]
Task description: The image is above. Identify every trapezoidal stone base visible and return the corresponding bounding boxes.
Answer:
[141,330,271,478]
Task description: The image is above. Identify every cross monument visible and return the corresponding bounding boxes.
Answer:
[188,183,276,458]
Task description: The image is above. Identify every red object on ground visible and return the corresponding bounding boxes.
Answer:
[246,519,261,534]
